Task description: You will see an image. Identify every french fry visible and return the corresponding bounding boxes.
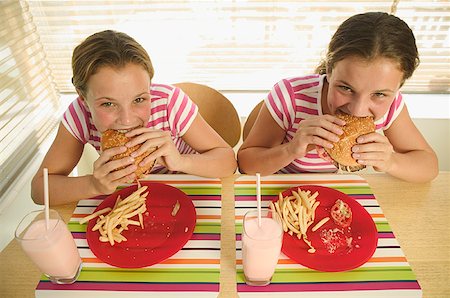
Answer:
[80,184,150,246]
[274,188,327,254]
[171,200,180,216]
[309,191,319,202]
[297,189,313,210]
[117,186,148,207]
[138,212,144,228]
[312,217,330,232]
[79,207,112,225]
[286,200,298,221]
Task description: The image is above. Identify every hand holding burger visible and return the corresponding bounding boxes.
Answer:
[323,113,375,172]
[101,129,157,180]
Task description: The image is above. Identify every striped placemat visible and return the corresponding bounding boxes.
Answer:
[35,175,221,298]
[235,174,422,298]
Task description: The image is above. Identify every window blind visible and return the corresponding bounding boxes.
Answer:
[27,0,449,93]
[0,1,61,198]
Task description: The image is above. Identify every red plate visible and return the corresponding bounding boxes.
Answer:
[275,185,377,272]
[86,182,196,268]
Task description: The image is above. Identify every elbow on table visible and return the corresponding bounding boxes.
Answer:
[220,149,238,177]
[422,150,440,183]
[30,175,44,205]
[401,150,440,183]
[236,148,265,175]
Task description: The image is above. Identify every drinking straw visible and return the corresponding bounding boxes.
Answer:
[256,173,261,228]
[43,168,50,230]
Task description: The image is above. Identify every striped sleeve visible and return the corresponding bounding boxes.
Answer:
[61,98,90,144]
[375,92,405,131]
[264,79,296,130]
[166,86,199,136]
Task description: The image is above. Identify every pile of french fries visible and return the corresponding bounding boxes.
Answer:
[270,187,330,253]
[80,185,149,246]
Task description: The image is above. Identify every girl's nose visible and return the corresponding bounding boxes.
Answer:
[119,108,134,125]
[348,96,368,117]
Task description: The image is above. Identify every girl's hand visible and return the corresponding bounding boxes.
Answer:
[352,132,394,172]
[91,146,137,194]
[125,127,184,172]
[287,115,345,159]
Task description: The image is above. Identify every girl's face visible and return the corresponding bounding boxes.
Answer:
[82,63,151,132]
[324,56,404,120]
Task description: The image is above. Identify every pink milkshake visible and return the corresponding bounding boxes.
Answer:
[242,209,283,286]
[15,209,82,284]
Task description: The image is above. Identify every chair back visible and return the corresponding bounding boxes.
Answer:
[174,82,241,147]
[242,100,264,142]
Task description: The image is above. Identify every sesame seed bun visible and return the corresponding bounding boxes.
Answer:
[324,113,375,172]
[101,129,157,179]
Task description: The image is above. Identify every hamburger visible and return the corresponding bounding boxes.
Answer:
[101,129,157,179]
[324,113,375,172]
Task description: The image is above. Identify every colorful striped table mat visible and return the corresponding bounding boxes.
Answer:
[36,175,222,298]
[234,174,422,298]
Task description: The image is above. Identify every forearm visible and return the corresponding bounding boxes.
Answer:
[178,147,237,178]
[237,143,295,175]
[386,150,439,183]
[32,173,100,206]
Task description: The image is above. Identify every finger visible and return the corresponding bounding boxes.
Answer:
[115,172,137,184]
[124,127,157,137]
[355,157,384,172]
[322,114,346,126]
[104,157,136,173]
[316,145,333,161]
[107,164,137,181]
[356,132,383,144]
[312,135,334,149]
[130,131,172,157]
[127,133,168,153]
[138,143,171,167]
[97,146,128,165]
[140,151,161,167]
[352,141,391,154]
[300,117,344,136]
[125,129,165,145]
[298,134,334,150]
[130,138,165,157]
[353,151,387,162]
[302,126,340,145]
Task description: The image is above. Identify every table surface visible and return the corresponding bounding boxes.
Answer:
[1,172,449,298]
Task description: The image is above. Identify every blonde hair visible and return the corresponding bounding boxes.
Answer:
[72,30,154,97]
[315,12,419,84]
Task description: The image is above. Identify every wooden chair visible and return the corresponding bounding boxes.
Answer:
[174,82,241,148]
[242,100,264,142]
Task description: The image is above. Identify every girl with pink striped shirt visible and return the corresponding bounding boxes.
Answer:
[32,30,237,205]
[238,12,437,182]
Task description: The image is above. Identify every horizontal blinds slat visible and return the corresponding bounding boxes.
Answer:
[0,1,60,198]
[26,1,450,93]
[0,77,55,133]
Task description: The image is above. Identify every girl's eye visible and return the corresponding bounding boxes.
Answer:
[339,85,352,92]
[134,97,147,104]
[101,102,114,107]
[374,92,386,98]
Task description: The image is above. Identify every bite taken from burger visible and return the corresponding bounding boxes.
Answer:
[322,113,375,172]
[101,129,157,180]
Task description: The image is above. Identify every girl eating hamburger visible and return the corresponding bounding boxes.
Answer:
[31,30,237,205]
[238,12,438,182]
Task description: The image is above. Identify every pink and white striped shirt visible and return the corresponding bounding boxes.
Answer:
[62,83,198,174]
[265,74,404,173]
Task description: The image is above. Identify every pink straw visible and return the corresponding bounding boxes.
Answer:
[43,168,50,230]
[256,173,261,228]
